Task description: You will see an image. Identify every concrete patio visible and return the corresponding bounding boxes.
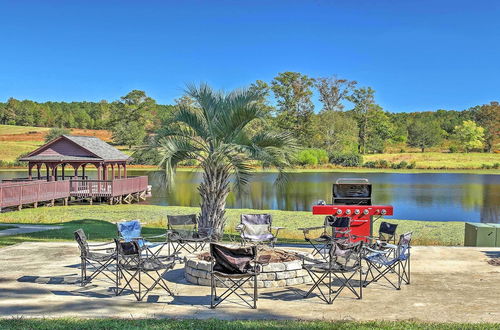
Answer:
[0,242,499,322]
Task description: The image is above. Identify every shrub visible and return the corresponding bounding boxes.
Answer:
[376,159,389,168]
[493,163,500,169]
[482,164,492,169]
[363,161,376,168]
[297,149,318,166]
[407,161,416,169]
[449,146,458,153]
[329,152,362,167]
[296,149,329,166]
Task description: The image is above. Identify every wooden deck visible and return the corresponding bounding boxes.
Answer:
[0,176,149,210]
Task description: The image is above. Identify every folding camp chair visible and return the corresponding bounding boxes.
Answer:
[299,216,351,259]
[74,229,117,287]
[166,214,211,255]
[302,240,363,304]
[209,243,262,309]
[114,238,176,301]
[236,214,284,247]
[363,232,412,290]
[116,220,166,256]
[355,221,398,246]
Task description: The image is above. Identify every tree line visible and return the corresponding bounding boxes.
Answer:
[1,71,498,165]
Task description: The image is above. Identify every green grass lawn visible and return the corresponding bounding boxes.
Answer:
[0,140,44,162]
[0,204,464,248]
[0,124,50,135]
[0,318,498,329]
[364,152,500,169]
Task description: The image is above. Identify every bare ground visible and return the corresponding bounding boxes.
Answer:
[0,242,499,322]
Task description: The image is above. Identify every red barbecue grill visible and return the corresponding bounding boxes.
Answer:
[312,178,393,242]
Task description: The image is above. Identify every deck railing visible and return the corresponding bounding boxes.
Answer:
[0,180,70,208]
[0,176,148,209]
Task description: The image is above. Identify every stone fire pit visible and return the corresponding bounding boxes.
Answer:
[184,246,313,288]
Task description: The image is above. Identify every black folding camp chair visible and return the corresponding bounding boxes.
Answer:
[166,214,212,255]
[114,239,176,301]
[209,243,262,309]
[74,229,117,287]
[236,214,284,247]
[302,240,363,304]
[363,232,412,290]
[299,216,351,259]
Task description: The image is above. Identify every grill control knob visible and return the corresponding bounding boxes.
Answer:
[345,209,351,215]
[354,209,360,215]
[336,209,343,215]
[363,209,369,215]
[381,209,387,215]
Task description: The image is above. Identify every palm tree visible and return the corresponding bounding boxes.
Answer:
[156,83,297,239]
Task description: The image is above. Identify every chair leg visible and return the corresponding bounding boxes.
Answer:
[253,274,257,308]
[80,258,86,286]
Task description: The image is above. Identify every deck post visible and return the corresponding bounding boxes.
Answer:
[28,163,33,180]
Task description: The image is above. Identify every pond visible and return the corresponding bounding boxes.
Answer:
[1,169,499,223]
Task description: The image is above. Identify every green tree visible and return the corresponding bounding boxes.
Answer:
[110,90,156,148]
[407,120,443,152]
[315,76,357,112]
[155,83,297,239]
[473,101,499,152]
[45,127,71,142]
[311,111,359,153]
[364,104,394,153]
[271,72,315,145]
[453,120,485,152]
[346,87,375,153]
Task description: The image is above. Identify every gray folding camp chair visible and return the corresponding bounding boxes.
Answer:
[236,214,284,247]
[166,214,211,255]
[209,243,262,309]
[114,238,176,301]
[363,232,412,290]
[302,240,363,304]
[299,216,351,259]
[74,229,117,287]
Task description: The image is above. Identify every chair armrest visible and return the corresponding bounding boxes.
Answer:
[271,226,285,230]
[88,241,114,247]
[364,246,392,254]
[298,226,324,233]
[143,233,166,239]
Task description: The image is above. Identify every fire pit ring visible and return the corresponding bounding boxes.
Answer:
[184,246,313,288]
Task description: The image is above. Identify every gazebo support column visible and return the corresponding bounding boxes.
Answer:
[111,164,115,180]
[123,163,127,178]
[36,164,41,180]
[117,164,121,179]
[28,163,33,180]
[82,165,86,180]
[45,164,50,181]
[61,164,66,180]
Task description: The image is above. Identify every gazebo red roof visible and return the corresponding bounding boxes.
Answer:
[20,135,130,163]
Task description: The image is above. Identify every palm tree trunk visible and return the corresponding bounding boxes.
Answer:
[198,165,230,240]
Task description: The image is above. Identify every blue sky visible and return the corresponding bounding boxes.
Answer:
[0,0,499,112]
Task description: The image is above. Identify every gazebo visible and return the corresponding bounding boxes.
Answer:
[20,135,131,181]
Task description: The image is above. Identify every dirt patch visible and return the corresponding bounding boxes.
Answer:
[197,247,300,263]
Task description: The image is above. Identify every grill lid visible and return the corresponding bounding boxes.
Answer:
[333,178,372,205]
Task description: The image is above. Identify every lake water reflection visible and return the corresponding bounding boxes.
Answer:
[1,169,498,223]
